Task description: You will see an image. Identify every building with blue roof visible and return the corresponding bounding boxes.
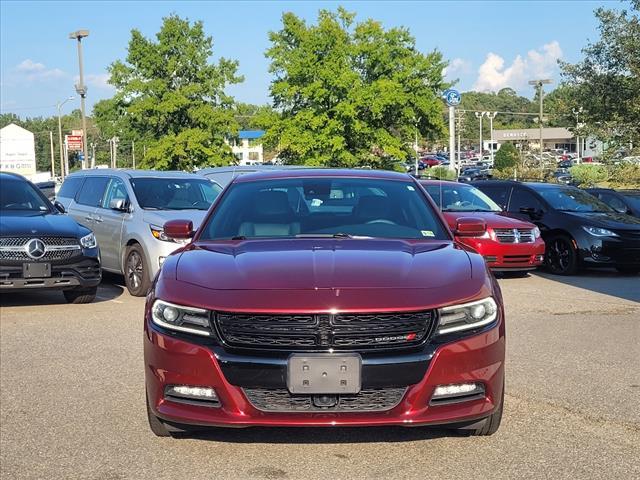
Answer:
[231,130,265,165]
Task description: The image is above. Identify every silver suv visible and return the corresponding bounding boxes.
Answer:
[56,169,221,296]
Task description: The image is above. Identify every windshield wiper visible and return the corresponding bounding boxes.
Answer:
[295,233,354,239]
[231,235,247,240]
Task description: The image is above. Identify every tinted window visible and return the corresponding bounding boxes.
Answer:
[536,186,613,213]
[76,176,109,207]
[130,177,219,210]
[477,185,511,208]
[0,178,50,213]
[200,177,448,240]
[620,193,640,210]
[57,176,84,199]
[102,178,129,209]
[508,188,545,212]
[424,183,501,212]
[598,193,628,213]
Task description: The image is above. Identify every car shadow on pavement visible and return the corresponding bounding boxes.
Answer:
[183,426,463,444]
[533,269,640,303]
[0,278,124,307]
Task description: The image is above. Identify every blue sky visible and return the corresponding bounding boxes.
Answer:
[0,0,612,118]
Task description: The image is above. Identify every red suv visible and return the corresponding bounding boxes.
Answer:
[144,170,505,437]
[421,181,545,273]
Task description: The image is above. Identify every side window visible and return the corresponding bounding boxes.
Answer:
[508,188,544,212]
[102,178,129,209]
[598,193,627,213]
[76,176,109,207]
[480,186,510,209]
[57,176,84,199]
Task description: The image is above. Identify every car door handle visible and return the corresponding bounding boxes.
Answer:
[94,216,103,223]
[85,215,94,222]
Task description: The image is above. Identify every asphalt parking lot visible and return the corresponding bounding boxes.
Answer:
[1,271,639,480]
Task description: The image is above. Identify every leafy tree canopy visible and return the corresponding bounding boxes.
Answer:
[264,8,449,168]
[96,14,243,170]
[494,142,519,170]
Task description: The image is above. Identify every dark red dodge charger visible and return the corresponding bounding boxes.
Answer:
[144,169,505,437]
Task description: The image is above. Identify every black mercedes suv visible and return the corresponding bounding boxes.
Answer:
[0,172,101,303]
[473,180,640,275]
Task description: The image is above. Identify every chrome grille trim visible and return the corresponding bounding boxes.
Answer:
[493,228,535,244]
[0,237,81,261]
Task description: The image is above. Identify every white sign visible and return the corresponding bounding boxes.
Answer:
[0,123,36,178]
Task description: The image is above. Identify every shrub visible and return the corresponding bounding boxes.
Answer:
[569,164,609,186]
[494,143,519,170]
[424,166,456,180]
[607,163,640,188]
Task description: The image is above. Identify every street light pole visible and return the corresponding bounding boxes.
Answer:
[486,112,497,165]
[573,107,584,164]
[475,111,486,159]
[56,96,74,180]
[69,30,90,169]
[414,117,421,176]
[528,79,552,163]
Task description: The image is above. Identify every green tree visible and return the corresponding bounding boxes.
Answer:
[494,142,519,170]
[560,0,640,155]
[264,8,449,168]
[97,14,243,171]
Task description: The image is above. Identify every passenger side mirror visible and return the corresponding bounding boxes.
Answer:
[164,219,194,240]
[54,201,66,214]
[109,198,129,212]
[455,217,487,237]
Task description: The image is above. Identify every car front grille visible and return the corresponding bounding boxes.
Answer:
[243,387,407,412]
[0,236,81,262]
[214,310,436,351]
[493,228,535,243]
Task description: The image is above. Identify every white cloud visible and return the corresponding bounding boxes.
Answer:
[77,73,113,90]
[473,41,563,92]
[444,58,472,78]
[14,59,65,81]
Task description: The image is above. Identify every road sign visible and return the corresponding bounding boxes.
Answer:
[66,135,83,151]
[443,89,462,107]
[71,129,83,136]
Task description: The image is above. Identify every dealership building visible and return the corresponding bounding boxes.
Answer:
[487,127,601,157]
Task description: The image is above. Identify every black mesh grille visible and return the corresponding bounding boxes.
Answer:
[243,387,406,412]
[0,237,80,262]
[215,310,435,351]
[0,236,78,247]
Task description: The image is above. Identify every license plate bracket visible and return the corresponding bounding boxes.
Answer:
[287,353,361,394]
[23,263,51,278]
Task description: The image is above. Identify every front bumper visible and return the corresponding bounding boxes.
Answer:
[144,319,505,428]
[459,237,545,271]
[0,256,101,291]
[578,234,640,268]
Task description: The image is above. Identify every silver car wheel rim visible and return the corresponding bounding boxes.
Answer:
[127,251,143,290]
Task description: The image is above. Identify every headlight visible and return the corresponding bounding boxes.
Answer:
[533,227,541,239]
[437,297,498,335]
[80,232,97,249]
[150,225,189,244]
[582,226,618,237]
[151,299,211,336]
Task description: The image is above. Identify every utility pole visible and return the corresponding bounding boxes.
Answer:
[132,141,136,169]
[111,137,119,168]
[69,30,90,169]
[63,140,69,177]
[448,106,455,171]
[475,111,487,159]
[414,117,421,176]
[528,79,552,164]
[573,107,583,164]
[486,112,498,165]
[56,96,74,180]
[455,110,465,172]
[90,143,96,169]
[49,131,55,178]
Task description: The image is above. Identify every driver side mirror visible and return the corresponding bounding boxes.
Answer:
[164,219,194,240]
[54,200,66,214]
[455,217,487,236]
[109,198,129,212]
[519,206,543,219]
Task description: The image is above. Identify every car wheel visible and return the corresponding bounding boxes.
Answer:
[124,244,151,297]
[146,394,171,437]
[546,235,578,275]
[468,386,504,436]
[616,266,640,275]
[63,286,97,304]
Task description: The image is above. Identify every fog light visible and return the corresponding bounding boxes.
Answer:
[430,383,485,405]
[165,385,220,406]
[158,256,167,267]
[535,255,544,262]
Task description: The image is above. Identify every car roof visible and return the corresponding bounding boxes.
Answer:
[65,169,203,180]
[0,171,27,182]
[232,168,412,183]
[420,179,466,187]
[198,165,311,175]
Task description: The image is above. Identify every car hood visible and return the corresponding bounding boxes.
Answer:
[0,212,87,238]
[142,209,208,229]
[174,239,474,290]
[442,211,535,230]
[564,211,640,230]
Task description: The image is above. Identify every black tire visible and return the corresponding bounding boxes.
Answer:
[468,386,504,436]
[124,244,151,297]
[63,286,97,304]
[545,234,579,275]
[616,266,640,275]
[146,394,171,437]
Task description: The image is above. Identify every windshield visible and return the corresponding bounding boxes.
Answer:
[537,186,614,213]
[0,178,51,215]
[199,177,448,240]
[423,183,501,212]
[130,178,221,210]
[621,192,640,210]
